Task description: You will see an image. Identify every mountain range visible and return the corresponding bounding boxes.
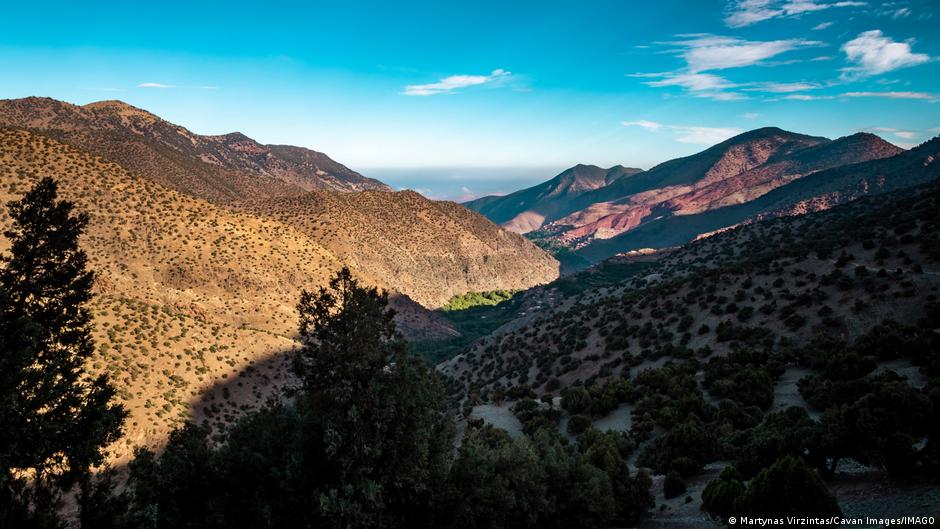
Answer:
[465,127,911,265]
[0,97,558,456]
[0,97,391,203]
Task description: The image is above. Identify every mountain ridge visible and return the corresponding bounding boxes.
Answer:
[0,96,391,204]
[464,164,644,233]
[576,135,937,262]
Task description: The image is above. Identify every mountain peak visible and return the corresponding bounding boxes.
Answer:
[212,131,254,143]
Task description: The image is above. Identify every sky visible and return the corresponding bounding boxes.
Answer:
[2,0,939,200]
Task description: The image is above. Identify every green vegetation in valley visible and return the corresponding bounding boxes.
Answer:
[411,258,655,366]
[442,289,518,311]
[411,290,527,365]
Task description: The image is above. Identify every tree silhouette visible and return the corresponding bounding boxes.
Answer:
[0,177,125,525]
[294,266,453,529]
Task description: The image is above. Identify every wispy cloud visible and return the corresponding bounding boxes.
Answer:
[138,82,174,88]
[633,35,819,100]
[843,91,938,101]
[622,120,743,145]
[677,35,821,72]
[887,7,912,19]
[744,81,822,93]
[642,72,742,100]
[725,0,866,28]
[812,21,835,30]
[402,69,511,96]
[741,112,761,119]
[621,120,663,131]
[777,94,835,100]
[137,82,217,90]
[840,30,931,79]
[866,127,916,139]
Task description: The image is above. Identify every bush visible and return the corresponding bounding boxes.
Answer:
[736,457,841,519]
[663,471,686,499]
[638,416,721,476]
[567,415,592,436]
[561,386,591,415]
[701,466,745,520]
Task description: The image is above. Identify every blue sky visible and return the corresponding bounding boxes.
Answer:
[2,0,939,200]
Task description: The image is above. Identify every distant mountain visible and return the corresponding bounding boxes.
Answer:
[577,135,937,262]
[464,164,642,233]
[473,127,902,263]
[0,97,390,203]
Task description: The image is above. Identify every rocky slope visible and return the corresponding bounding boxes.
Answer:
[0,124,559,457]
[0,97,559,308]
[577,136,938,262]
[0,97,390,204]
[470,128,903,263]
[246,190,560,308]
[0,127,343,458]
[464,164,642,233]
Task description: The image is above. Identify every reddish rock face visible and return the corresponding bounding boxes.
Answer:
[548,131,902,248]
[501,128,902,255]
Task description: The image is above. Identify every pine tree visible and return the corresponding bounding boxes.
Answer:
[294,267,452,529]
[0,177,126,523]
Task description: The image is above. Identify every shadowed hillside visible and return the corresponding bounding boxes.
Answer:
[443,166,940,397]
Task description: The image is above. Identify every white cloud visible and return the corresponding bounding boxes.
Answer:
[812,21,834,30]
[866,127,917,139]
[745,81,821,92]
[633,35,818,101]
[779,94,834,100]
[843,91,938,101]
[644,72,738,91]
[620,120,663,131]
[673,126,744,144]
[931,127,940,133]
[841,30,930,78]
[725,0,866,28]
[702,92,748,101]
[742,112,761,119]
[138,82,174,88]
[675,35,820,72]
[622,121,743,145]
[402,69,511,96]
[890,7,912,19]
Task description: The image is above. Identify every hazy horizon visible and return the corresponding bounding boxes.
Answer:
[358,166,573,201]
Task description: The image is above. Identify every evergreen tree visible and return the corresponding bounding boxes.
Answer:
[736,456,841,519]
[293,267,453,529]
[0,177,126,525]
